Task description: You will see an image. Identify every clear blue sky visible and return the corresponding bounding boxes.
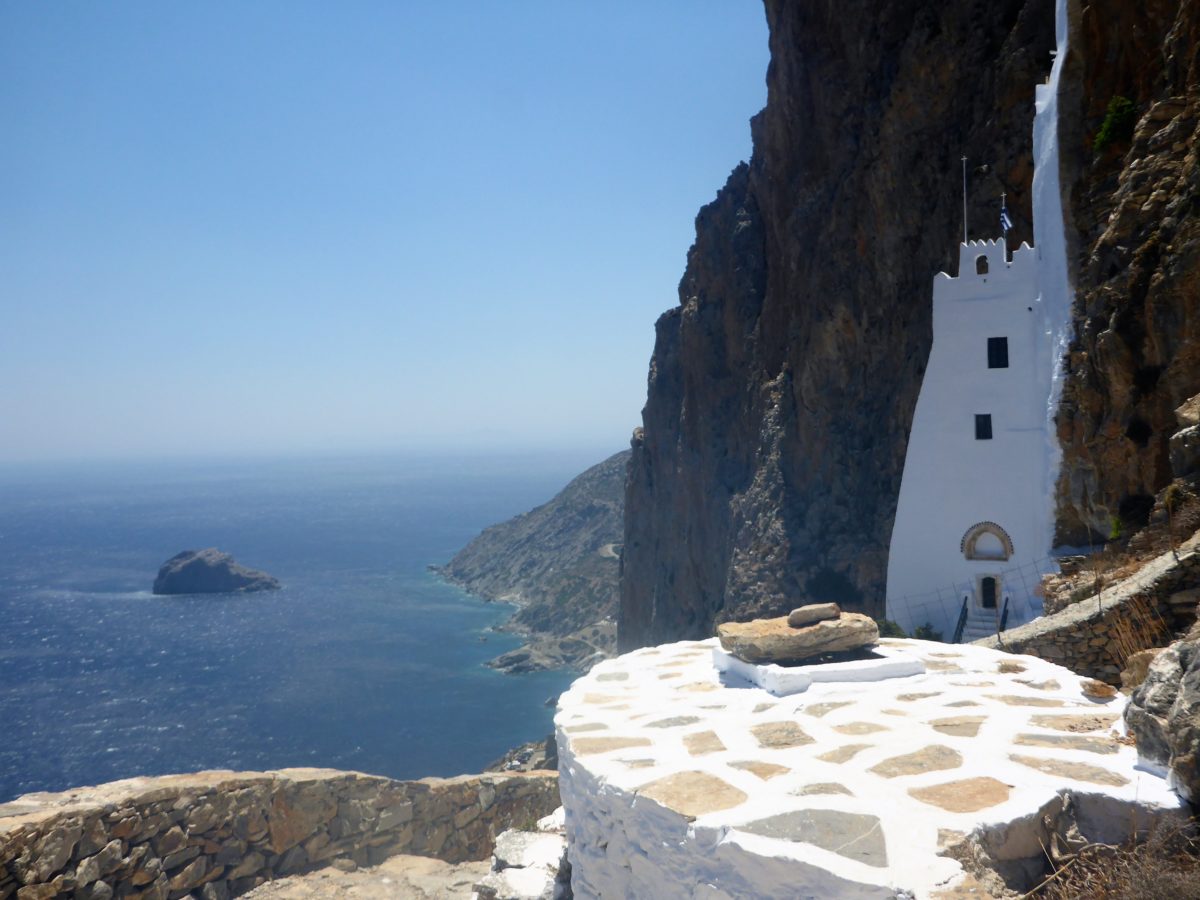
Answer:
[1,2,768,464]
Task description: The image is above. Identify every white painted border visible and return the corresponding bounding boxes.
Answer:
[711,642,926,696]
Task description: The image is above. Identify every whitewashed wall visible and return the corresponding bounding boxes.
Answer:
[887,241,1049,638]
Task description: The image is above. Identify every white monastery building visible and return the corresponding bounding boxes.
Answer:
[886,2,1075,641]
[886,238,1050,640]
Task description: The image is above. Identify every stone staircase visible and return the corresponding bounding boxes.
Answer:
[959,606,1000,642]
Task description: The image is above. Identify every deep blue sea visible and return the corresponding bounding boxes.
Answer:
[0,453,596,802]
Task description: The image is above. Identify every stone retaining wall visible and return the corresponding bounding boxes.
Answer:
[0,768,558,900]
[975,537,1200,681]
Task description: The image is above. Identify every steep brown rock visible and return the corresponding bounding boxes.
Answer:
[620,0,1055,649]
[1053,0,1200,542]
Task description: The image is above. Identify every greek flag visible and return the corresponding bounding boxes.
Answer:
[1000,204,1014,234]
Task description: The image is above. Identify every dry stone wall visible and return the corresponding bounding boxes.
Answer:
[975,538,1200,681]
[0,768,558,900]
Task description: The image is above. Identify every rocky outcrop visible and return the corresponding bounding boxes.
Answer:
[0,768,558,900]
[473,811,571,900]
[716,607,878,665]
[440,451,628,671]
[1053,1,1200,544]
[619,0,1056,650]
[153,550,280,596]
[1125,637,1200,801]
[482,625,615,676]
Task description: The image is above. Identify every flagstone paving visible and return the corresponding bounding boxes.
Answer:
[1012,732,1119,754]
[751,721,814,748]
[870,744,962,778]
[683,730,725,755]
[637,770,748,819]
[556,637,1185,898]
[929,716,986,737]
[908,777,1011,813]
[1030,712,1119,732]
[794,781,853,796]
[729,760,789,780]
[740,809,888,867]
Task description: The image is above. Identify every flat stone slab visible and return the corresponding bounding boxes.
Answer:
[716,612,879,664]
[801,701,853,717]
[1013,733,1119,754]
[908,777,1012,813]
[1015,678,1061,691]
[751,721,814,749]
[1029,713,1119,733]
[929,716,986,738]
[1009,754,1129,786]
[683,730,726,755]
[572,736,650,755]
[555,637,1182,899]
[636,771,747,820]
[986,694,1070,708]
[869,745,963,778]
[817,743,873,764]
[646,716,700,728]
[729,760,790,780]
[738,809,887,868]
[794,782,852,797]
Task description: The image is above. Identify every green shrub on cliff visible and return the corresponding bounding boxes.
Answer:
[1094,95,1137,153]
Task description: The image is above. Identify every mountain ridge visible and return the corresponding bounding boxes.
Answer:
[437,449,629,672]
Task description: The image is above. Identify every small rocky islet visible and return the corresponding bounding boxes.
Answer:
[152,548,280,596]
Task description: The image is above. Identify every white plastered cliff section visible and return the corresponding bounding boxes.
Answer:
[1034,0,1076,554]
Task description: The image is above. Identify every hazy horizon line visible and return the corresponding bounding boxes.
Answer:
[0,439,632,472]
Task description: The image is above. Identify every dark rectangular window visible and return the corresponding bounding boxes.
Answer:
[988,336,1009,368]
[975,414,993,440]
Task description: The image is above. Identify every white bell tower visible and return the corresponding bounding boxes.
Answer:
[886,236,1050,640]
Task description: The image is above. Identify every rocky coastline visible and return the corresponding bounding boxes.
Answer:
[436,450,628,674]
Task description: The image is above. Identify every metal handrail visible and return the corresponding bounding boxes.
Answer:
[999,596,1010,633]
[952,596,969,644]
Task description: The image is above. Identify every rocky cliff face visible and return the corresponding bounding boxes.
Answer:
[620,0,1056,649]
[1053,0,1200,543]
[440,450,628,670]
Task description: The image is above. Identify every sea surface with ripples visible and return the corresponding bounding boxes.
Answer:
[0,453,591,802]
